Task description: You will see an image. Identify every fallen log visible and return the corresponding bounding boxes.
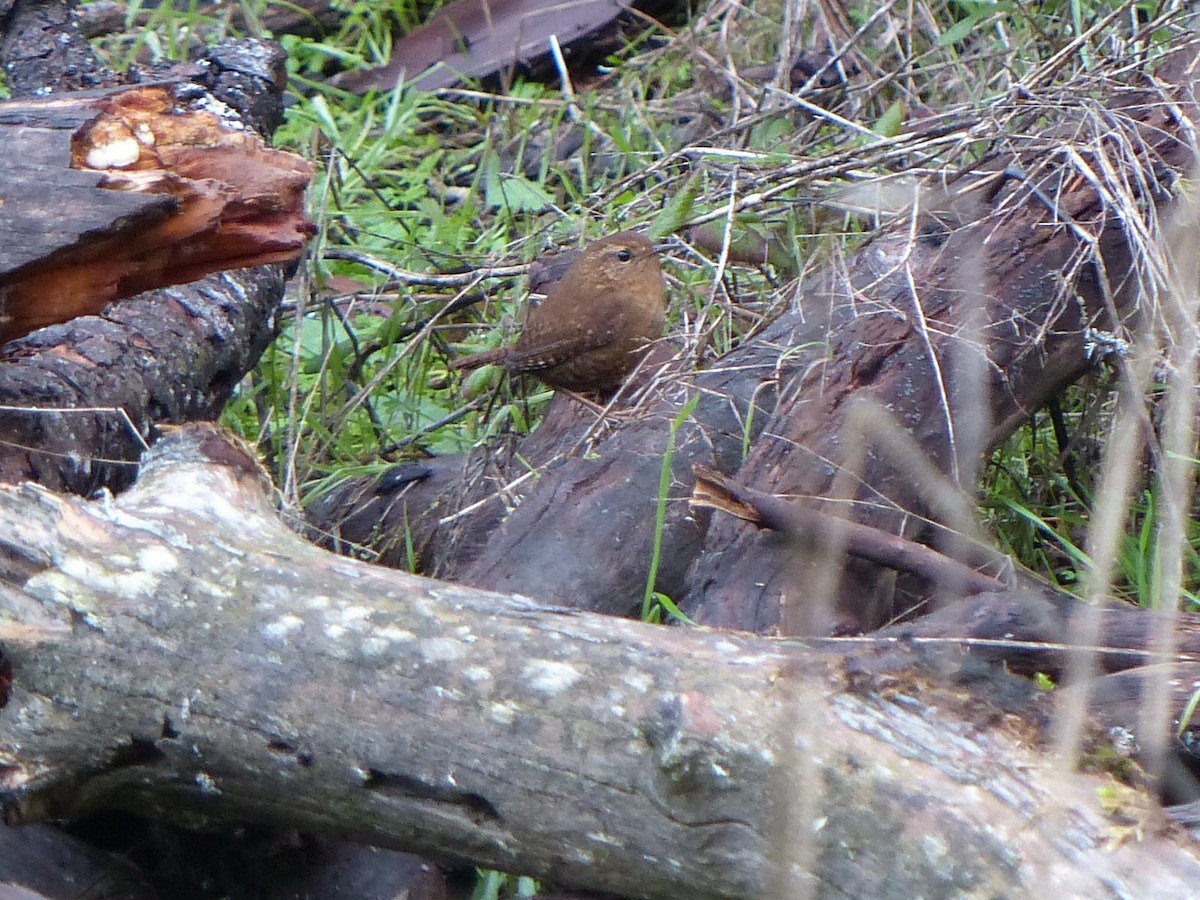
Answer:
[2,425,1200,899]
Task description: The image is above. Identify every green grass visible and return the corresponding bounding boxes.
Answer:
[642,393,701,624]
[981,381,1200,612]
[471,869,538,900]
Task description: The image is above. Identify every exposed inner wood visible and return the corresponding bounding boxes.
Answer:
[0,83,313,343]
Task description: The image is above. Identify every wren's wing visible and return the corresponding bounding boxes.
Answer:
[447,345,507,371]
[503,325,616,373]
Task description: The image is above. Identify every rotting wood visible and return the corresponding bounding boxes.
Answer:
[683,65,1198,634]
[3,424,1200,899]
[0,260,288,495]
[0,82,314,344]
[0,30,308,497]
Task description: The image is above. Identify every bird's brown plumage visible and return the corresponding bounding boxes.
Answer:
[448,231,667,393]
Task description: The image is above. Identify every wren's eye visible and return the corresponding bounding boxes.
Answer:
[614,248,633,262]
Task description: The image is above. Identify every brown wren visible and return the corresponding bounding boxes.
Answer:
[448,231,667,393]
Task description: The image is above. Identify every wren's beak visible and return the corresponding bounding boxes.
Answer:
[625,243,667,263]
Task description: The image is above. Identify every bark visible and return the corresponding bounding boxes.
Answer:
[0,0,109,97]
[3,425,1200,899]
[0,265,285,491]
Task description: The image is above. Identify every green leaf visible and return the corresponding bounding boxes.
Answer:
[938,14,982,46]
[642,393,702,619]
[873,100,905,138]
[482,153,555,211]
[649,173,702,239]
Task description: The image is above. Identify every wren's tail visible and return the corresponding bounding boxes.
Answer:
[448,347,508,371]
